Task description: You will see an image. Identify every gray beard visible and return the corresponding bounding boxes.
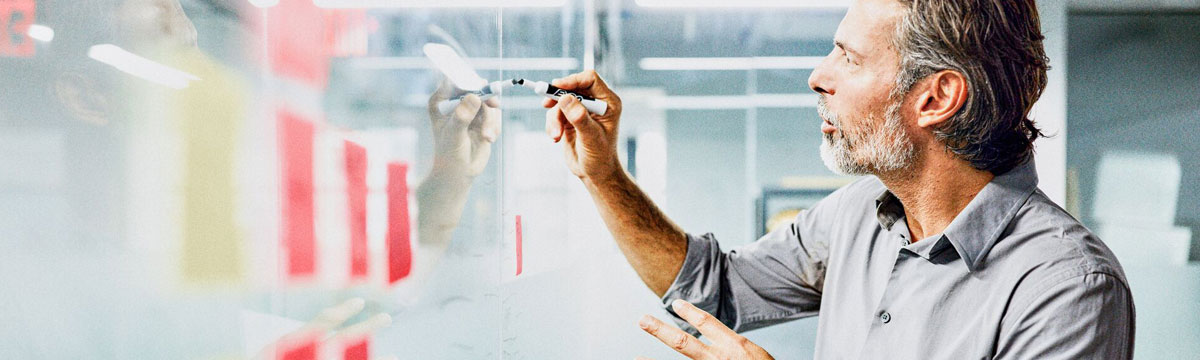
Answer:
[818,97,915,176]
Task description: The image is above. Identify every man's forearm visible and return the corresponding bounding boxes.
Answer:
[583,169,688,297]
[415,173,473,247]
[401,173,473,294]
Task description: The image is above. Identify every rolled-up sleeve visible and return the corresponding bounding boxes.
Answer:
[660,191,842,336]
[994,272,1136,360]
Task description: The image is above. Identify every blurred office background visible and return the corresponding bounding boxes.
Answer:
[0,0,1196,359]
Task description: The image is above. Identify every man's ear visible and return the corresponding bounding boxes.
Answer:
[910,70,968,129]
[54,72,111,126]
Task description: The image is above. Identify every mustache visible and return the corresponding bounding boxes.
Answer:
[817,95,838,127]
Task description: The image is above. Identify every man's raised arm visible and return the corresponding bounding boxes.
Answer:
[542,70,686,297]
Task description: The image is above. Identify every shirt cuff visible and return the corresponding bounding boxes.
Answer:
[659,232,720,336]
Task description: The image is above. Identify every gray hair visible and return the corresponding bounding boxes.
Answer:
[891,0,1049,174]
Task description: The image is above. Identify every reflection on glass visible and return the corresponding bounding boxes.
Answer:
[1,0,507,358]
[7,1,1194,359]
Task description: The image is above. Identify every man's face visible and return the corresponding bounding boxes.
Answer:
[807,0,916,175]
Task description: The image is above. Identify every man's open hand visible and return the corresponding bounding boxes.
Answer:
[637,300,775,360]
[255,298,395,360]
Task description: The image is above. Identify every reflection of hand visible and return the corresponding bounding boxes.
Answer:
[255,298,395,360]
[637,300,775,360]
[402,79,499,300]
[542,70,624,184]
[426,77,502,181]
[416,77,502,249]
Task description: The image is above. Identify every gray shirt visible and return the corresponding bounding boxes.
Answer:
[661,160,1135,359]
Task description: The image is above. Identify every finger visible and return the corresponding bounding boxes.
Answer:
[452,94,484,129]
[551,70,595,91]
[468,107,500,172]
[545,105,563,142]
[428,77,457,120]
[484,95,501,109]
[476,105,501,143]
[342,313,393,336]
[468,97,489,132]
[551,70,612,98]
[327,312,393,344]
[547,103,574,142]
[542,97,558,109]
[431,76,455,101]
[638,314,710,359]
[559,96,601,146]
[671,299,736,343]
[297,298,366,334]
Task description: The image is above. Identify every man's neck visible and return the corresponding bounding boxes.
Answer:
[876,151,994,243]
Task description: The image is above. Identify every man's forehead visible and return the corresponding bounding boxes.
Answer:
[834,0,905,55]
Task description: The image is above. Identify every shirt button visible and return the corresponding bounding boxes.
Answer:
[880,311,891,324]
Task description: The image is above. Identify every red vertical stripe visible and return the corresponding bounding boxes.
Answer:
[278,111,316,278]
[515,215,523,276]
[386,162,412,284]
[277,337,318,360]
[344,141,368,280]
[342,337,369,360]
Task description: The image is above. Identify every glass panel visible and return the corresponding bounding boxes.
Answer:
[1,0,510,358]
[15,2,1192,360]
[1067,13,1200,359]
[2,1,848,357]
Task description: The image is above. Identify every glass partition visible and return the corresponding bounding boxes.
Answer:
[0,1,849,358]
[9,1,1193,359]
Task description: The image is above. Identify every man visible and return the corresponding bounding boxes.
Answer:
[542,0,1135,359]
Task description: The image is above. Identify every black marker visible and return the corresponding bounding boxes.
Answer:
[436,79,520,114]
[519,79,608,116]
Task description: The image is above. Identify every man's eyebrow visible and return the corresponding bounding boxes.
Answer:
[835,41,863,58]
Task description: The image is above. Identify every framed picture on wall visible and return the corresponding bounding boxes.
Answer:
[755,177,857,237]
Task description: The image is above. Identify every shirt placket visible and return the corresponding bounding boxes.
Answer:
[858,221,914,359]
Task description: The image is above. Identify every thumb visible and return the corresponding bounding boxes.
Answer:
[560,95,605,147]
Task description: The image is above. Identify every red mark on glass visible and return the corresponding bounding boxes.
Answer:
[277,337,318,360]
[344,141,368,280]
[278,110,316,278]
[342,337,369,360]
[515,215,523,276]
[0,0,36,57]
[386,162,412,284]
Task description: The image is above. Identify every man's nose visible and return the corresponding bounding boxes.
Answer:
[808,52,836,96]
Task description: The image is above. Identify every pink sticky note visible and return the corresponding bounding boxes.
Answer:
[328,9,369,58]
[515,215,523,276]
[278,110,316,278]
[0,0,36,57]
[342,337,369,360]
[386,162,412,284]
[266,1,329,87]
[344,141,368,280]
[277,337,318,360]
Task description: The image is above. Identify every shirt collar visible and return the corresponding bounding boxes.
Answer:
[873,159,1040,272]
